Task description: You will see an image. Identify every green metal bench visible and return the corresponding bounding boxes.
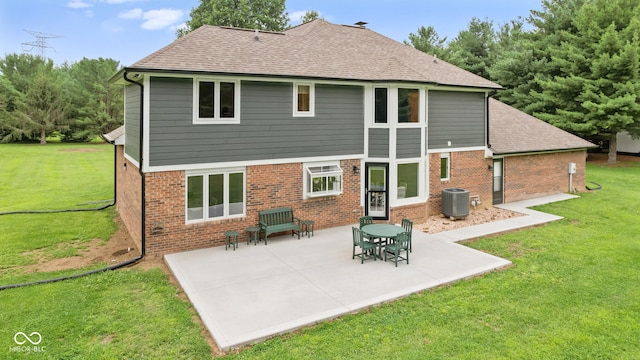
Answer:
[258,207,301,245]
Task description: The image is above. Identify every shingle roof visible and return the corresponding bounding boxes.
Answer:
[103,125,124,145]
[128,20,501,89]
[489,98,595,154]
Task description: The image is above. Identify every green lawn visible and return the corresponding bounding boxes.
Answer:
[1,144,639,359]
[0,144,212,359]
[220,160,640,359]
[0,144,117,281]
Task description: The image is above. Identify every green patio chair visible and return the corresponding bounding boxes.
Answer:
[401,218,413,252]
[384,231,410,267]
[352,227,377,264]
[360,216,383,245]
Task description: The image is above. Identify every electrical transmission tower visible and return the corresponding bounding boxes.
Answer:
[22,30,63,58]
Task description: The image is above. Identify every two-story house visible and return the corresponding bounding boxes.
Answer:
[108,20,593,256]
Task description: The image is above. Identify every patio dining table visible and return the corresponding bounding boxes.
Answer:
[361,224,405,259]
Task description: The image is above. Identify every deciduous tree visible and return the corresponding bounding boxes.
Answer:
[177,0,288,37]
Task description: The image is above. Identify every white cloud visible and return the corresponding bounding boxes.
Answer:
[289,11,306,23]
[118,8,143,20]
[67,0,91,9]
[85,10,95,17]
[102,0,138,4]
[140,9,184,30]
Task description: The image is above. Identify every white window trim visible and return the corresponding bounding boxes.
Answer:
[185,167,246,223]
[303,161,343,198]
[440,152,451,181]
[293,82,315,117]
[396,87,424,127]
[193,78,241,124]
[372,86,390,126]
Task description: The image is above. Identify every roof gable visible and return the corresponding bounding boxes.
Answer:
[128,20,500,89]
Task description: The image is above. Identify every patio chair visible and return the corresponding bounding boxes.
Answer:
[359,216,383,245]
[384,231,410,267]
[401,218,413,252]
[352,227,377,264]
[359,216,374,228]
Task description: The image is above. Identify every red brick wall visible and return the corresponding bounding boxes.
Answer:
[428,150,493,216]
[115,145,142,252]
[503,150,586,202]
[140,159,362,257]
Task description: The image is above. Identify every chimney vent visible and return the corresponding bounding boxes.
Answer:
[354,21,367,28]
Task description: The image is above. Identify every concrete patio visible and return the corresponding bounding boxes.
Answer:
[164,194,577,351]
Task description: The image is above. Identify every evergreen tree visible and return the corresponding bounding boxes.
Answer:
[533,0,640,163]
[405,25,449,60]
[21,71,67,144]
[446,17,497,80]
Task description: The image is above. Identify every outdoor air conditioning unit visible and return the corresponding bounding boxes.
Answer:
[442,188,470,219]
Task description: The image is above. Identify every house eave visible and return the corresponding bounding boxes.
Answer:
[113,66,502,90]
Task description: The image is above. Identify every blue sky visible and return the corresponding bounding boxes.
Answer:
[1,0,542,67]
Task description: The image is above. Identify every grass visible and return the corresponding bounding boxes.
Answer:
[0,144,211,359]
[220,160,640,359]
[0,144,117,280]
[2,144,639,359]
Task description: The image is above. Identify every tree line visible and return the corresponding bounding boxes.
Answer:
[0,54,123,144]
[2,0,638,165]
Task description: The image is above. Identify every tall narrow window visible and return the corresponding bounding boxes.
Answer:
[297,85,310,112]
[374,88,388,123]
[398,88,419,123]
[198,82,215,118]
[220,82,235,118]
[187,175,204,221]
[440,153,450,181]
[293,82,315,116]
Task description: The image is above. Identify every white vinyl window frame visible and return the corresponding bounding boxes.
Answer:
[293,82,315,117]
[193,78,241,124]
[303,162,343,198]
[440,152,451,181]
[185,167,246,223]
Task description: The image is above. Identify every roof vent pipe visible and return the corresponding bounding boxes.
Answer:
[254,29,259,41]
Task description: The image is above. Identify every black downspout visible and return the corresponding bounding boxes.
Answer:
[123,71,146,258]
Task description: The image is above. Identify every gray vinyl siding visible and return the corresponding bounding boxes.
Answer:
[124,84,141,162]
[428,91,486,149]
[396,128,421,158]
[147,78,364,167]
[368,128,389,158]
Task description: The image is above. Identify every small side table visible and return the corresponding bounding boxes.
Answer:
[300,220,315,238]
[224,230,239,251]
[246,226,261,245]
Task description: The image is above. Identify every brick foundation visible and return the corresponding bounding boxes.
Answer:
[428,150,493,216]
[115,145,142,252]
[503,150,586,203]
[114,148,587,256]
[119,159,362,257]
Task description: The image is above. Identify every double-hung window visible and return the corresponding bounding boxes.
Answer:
[293,82,315,117]
[194,78,240,124]
[304,163,343,198]
[186,169,245,222]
